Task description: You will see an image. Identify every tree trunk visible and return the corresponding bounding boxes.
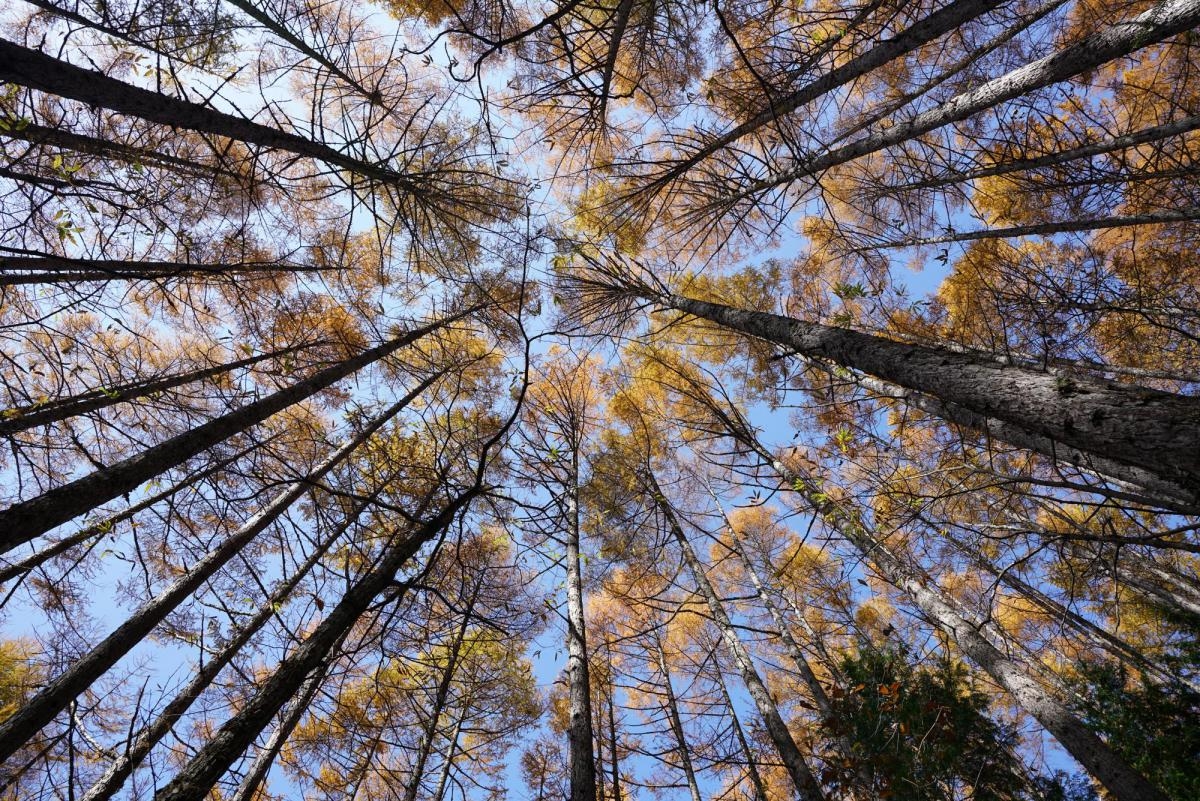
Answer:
[0,378,434,765]
[0,339,324,436]
[852,207,1200,253]
[731,0,1200,201]
[431,704,469,801]
[228,657,332,801]
[566,449,598,801]
[650,0,1003,186]
[0,308,472,551]
[948,537,1186,690]
[649,471,827,801]
[0,38,422,191]
[655,293,1200,503]
[150,482,480,801]
[403,571,482,801]
[0,440,262,587]
[0,255,331,286]
[0,121,251,184]
[710,653,768,801]
[891,113,1200,193]
[653,634,703,801]
[803,359,1199,514]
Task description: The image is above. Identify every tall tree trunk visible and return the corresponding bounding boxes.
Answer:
[228,657,333,801]
[0,439,264,587]
[0,255,331,286]
[648,471,827,801]
[891,113,1200,193]
[150,481,481,801]
[649,0,1004,186]
[566,449,598,801]
[946,537,1187,690]
[0,339,324,436]
[709,653,768,801]
[0,121,251,184]
[605,644,622,801]
[801,359,1199,514]
[0,377,435,765]
[727,424,1170,801]
[431,704,469,801]
[647,292,1200,504]
[0,307,474,551]
[850,207,1200,252]
[653,633,703,801]
[727,0,1200,201]
[403,571,482,801]
[0,39,423,191]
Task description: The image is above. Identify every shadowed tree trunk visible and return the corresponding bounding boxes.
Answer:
[644,291,1200,506]
[0,340,325,437]
[0,306,477,551]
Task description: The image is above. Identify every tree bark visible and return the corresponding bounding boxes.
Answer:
[890,113,1200,193]
[710,652,768,801]
[653,634,703,801]
[228,657,332,801]
[403,570,481,801]
[649,472,827,801]
[649,0,1004,187]
[654,292,1200,504]
[0,255,331,286]
[0,378,434,765]
[78,481,385,801]
[0,441,260,587]
[0,307,474,551]
[804,359,1199,514]
[566,448,598,801]
[849,207,1200,253]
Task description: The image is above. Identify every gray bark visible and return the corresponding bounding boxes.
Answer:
[890,113,1200,193]
[566,449,598,801]
[0,255,331,286]
[0,307,472,551]
[228,658,331,801]
[807,361,1199,514]
[651,0,1004,186]
[79,476,385,801]
[709,651,768,801]
[653,633,703,801]
[658,293,1200,505]
[849,207,1200,253]
[650,473,827,801]
[0,378,435,766]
